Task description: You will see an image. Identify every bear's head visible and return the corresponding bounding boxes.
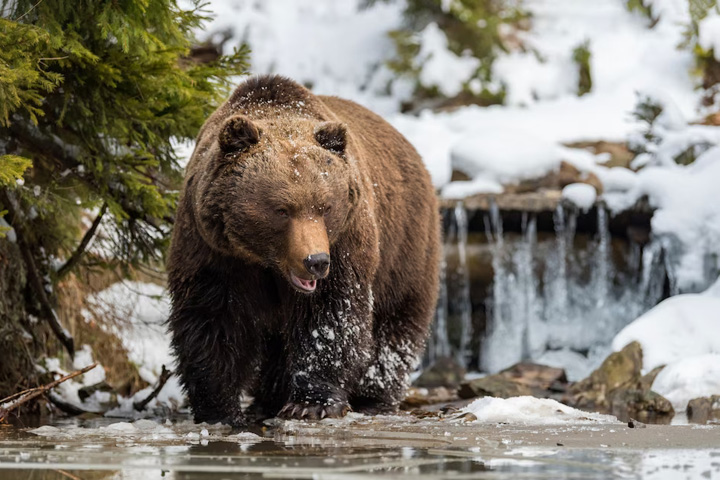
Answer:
[194,114,360,294]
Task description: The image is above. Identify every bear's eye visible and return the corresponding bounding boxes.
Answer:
[276,208,289,218]
[323,206,332,216]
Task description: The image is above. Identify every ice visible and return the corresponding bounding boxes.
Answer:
[27,419,262,445]
[561,183,597,212]
[612,293,720,373]
[480,205,665,375]
[651,354,720,411]
[461,396,619,425]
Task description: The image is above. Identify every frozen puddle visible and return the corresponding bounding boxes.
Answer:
[1,413,719,479]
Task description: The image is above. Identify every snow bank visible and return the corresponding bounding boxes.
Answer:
[651,354,720,411]
[461,396,618,425]
[612,294,720,373]
[450,128,561,185]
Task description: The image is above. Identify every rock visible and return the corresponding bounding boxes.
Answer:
[458,375,532,399]
[639,366,665,391]
[508,161,603,195]
[402,386,458,408]
[414,356,466,389]
[447,190,563,212]
[570,341,644,409]
[609,389,674,424]
[499,362,568,393]
[569,342,675,422]
[457,362,569,400]
[564,141,635,169]
[450,169,471,182]
[686,395,720,424]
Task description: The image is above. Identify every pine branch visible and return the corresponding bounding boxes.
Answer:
[56,202,107,279]
[0,362,97,422]
[0,189,75,357]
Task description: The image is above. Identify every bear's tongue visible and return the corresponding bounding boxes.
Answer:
[291,273,317,293]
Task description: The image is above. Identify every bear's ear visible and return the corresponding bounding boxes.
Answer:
[218,115,261,154]
[315,122,347,157]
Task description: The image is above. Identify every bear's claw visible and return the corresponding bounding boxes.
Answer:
[278,401,350,421]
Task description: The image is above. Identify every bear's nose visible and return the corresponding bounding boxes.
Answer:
[304,253,330,278]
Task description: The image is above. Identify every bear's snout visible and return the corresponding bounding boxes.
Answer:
[304,253,330,278]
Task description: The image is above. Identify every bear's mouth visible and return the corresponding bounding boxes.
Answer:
[290,272,317,293]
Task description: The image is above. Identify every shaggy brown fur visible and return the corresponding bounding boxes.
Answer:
[168,75,440,425]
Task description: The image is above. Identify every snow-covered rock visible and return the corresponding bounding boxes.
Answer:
[612,294,720,373]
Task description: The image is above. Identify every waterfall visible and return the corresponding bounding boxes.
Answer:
[478,204,667,377]
[427,200,715,378]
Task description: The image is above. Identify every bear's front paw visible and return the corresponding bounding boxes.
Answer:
[277,400,351,421]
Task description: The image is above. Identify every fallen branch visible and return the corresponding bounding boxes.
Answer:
[48,392,92,416]
[0,363,98,422]
[56,202,108,279]
[134,365,172,411]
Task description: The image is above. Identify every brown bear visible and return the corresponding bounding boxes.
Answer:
[167,75,440,426]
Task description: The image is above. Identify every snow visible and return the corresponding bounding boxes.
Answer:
[562,183,597,212]
[415,23,480,98]
[698,11,720,62]
[534,349,593,383]
[449,129,562,185]
[651,354,720,411]
[612,280,720,410]
[612,294,720,373]
[86,281,173,385]
[461,396,618,425]
[197,0,406,116]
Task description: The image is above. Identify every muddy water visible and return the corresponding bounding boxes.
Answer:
[1,413,719,479]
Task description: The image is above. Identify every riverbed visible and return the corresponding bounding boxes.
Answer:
[1,412,718,479]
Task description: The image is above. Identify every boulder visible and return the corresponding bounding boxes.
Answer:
[414,356,467,389]
[569,342,675,422]
[458,362,569,400]
[570,341,643,409]
[686,395,720,424]
[458,375,532,399]
[402,386,457,409]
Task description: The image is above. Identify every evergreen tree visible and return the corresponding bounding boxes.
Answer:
[0,0,248,398]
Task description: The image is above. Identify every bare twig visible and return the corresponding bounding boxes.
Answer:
[54,469,82,480]
[0,190,75,357]
[133,365,172,411]
[56,202,108,279]
[0,363,97,422]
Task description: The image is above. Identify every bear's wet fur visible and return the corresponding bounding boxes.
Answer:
[168,75,440,425]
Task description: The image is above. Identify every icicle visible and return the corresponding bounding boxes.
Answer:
[454,201,472,366]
